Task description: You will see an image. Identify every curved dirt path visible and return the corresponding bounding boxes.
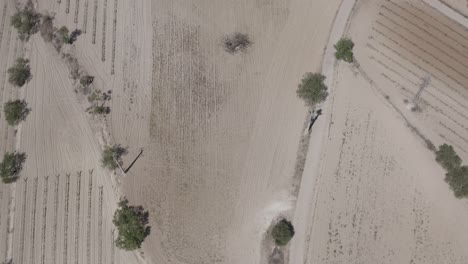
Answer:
[289,1,356,263]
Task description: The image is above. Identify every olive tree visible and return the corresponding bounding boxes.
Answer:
[10,4,41,40]
[101,144,126,170]
[334,38,354,63]
[4,100,30,125]
[436,144,462,172]
[296,73,328,106]
[0,152,26,183]
[271,219,295,246]
[113,199,150,250]
[8,58,31,87]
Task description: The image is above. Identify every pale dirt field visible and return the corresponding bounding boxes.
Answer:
[291,0,468,263]
[122,0,342,263]
[0,0,148,263]
[439,0,468,16]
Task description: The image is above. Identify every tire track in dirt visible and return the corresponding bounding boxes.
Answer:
[92,0,98,44]
[19,179,27,264]
[86,170,93,264]
[66,0,70,13]
[74,0,80,24]
[52,174,59,264]
[74,172,81,264]
[110,0,117,74]
[101,0,108,61]
[40,176,49,264]
[63,173,71,264]
[98,186,103,264]
[0,1,8,48]
[30,178,38,264]
[82,0,89,33]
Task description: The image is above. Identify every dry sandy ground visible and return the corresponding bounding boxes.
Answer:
[291,0,468,263]
[440,0,468,16]
[122,0,343,263]
[0,0,148,263]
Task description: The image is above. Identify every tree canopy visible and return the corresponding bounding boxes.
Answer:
[334,38,354,63]
[0,152,26,183]
[296,73,328,106]
[271,219,295,246]
[8,58,31,87]
[436,144,462,172]
[4,100,29,126]
[113,199,150,251]
[10,5,41,40]
[445,166,468,198]
[101,144,126,170]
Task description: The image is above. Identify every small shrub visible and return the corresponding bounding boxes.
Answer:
[10,4,41,40]
[4,100,30,125]
[271,219,295,246]
[69,29,82,44]
[296,73,328,106]
[0,152,26,183]
[113,198,150,251]
[101,144,127,170]
[436,144,461,171]
[80,75,94,87]
[334,38,354,63]
[223,32,251,53]
[92,105,110,115]
[56,26,70,44]
[445,166,468,198]
[7,58,31,87]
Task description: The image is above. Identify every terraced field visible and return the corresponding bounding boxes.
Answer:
[356,0,468,159]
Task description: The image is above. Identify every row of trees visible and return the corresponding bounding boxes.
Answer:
[435,144,468,198]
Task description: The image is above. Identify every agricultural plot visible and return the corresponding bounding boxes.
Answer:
[356,0,468,159]
[9,172,118,264]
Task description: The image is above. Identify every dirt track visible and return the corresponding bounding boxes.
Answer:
[290,0,468,263]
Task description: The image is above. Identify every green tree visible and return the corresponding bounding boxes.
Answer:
[56,26,70,44]
[296,73,328,106]
[10,5,41,40]
[7,58,31,87]
[101,144,126,170]
[436,144,462,172]
[92,105,110,115]
[113,199,150,251]
[80,75,94,86]
[334,38,354,63]
[0,152,26,183]
[445,166,468,198]
[271,219,295,246]
[4,100,29,125]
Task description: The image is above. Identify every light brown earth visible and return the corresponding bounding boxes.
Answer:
[291,0,468,264]
[2,0,468,264]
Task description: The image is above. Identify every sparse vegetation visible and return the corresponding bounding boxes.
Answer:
[113,198,150,251]
[10,3,41,40]
[223,32,251,53]
[445,166,468,198]
[4,100,30,125]
[296,73,328,106]
[0,152,26,183]
[80,75,94,87]
[334,38,354,63]
[271,219,295,246]
[91,105,110,115]
[435,144,468,198]
[101,144,126,170]
[56,26,71,44]
[7,58,31,87]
